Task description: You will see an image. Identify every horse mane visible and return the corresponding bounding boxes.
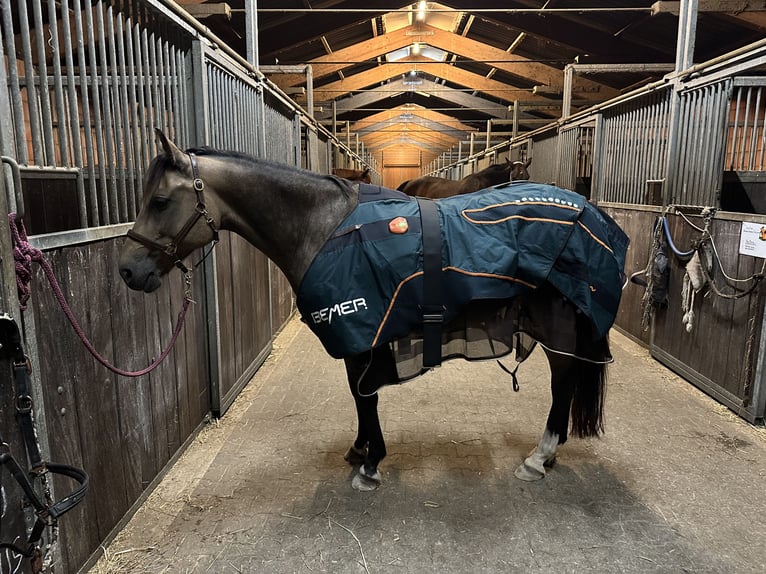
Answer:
[184,146,336,182]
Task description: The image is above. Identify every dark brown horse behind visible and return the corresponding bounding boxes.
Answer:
[333,167,372,183]
[397,158,531,199]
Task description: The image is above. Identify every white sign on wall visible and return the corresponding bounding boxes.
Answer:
[739,221,766,259]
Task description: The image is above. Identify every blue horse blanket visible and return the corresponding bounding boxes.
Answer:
[296,181,629,362]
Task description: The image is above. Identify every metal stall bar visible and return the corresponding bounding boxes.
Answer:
[72,0,99,226]
[747,86,763,170]
[675,80,731,206]
[557,126,577,191]
[84,0,110,223]
[15,0,44,163]
[45,0,70,163]
[1,0,29,163]
[120,5,139,220]
[96,1,119,222]
[30,0,56,165]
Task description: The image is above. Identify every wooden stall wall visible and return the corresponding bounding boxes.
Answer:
[651,212,764,422]
[603,205,764,423]
[270,260,296,336]
[603,204,659,347]
[27,237,211,571]
[214,234,277,415]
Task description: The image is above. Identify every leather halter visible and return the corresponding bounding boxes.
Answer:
[127,152,219,274]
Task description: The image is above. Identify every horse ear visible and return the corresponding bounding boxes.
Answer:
[525,158,532,167]
[154,129,187,167]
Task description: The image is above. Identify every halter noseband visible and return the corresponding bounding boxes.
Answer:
[127,152,219,274]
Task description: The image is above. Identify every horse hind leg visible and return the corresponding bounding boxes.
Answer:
[515,350,604,481]
[343,346,396,491]
[514,426,560,481]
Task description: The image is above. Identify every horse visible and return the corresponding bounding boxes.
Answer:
[332,167,372,183]
[397,158,531,199]
[119,131,628,491]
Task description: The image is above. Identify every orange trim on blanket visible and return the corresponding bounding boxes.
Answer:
[461,200,580,225]
[443,267,537,289]
[577,221,614,254]
[371,271,423,347]
[370,268,536,348]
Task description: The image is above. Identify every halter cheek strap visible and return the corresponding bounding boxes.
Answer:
[127,152,219,274]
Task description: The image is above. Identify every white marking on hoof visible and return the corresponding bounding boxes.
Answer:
[351,466,381,491]
[514,461,546,481]
[514,428,559,481]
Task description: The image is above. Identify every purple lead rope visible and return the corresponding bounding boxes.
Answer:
[8,213,191,377]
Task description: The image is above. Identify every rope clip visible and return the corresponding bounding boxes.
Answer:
[184,271,195,302]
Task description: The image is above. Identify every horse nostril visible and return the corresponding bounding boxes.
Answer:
[119,267,132,282]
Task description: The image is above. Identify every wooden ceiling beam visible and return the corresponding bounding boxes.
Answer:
[312,56,549,104]
[269,23,617,99]
[314,76,514,120]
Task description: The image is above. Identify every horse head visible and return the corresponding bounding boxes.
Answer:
[510,158,531,181]
[118,130,222,293]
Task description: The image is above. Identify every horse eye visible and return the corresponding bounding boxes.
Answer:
[151,196,170,211]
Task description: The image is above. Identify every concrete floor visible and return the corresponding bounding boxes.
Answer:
[89,317,766,573]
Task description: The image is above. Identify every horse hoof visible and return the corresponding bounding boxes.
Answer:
[351,467,381,491]
[514,462,546,482]
[344,446,367,466]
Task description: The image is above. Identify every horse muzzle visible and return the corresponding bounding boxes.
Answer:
[118,244,167,293]
[119,261,163,293]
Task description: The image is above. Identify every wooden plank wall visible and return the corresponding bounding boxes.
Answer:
[270,260,295,335]
[603,205,765,420]
[651,212,764,417]
[383,165,420,190]
[28,237,210,571]
[603,204,660,347]
[215,234,278,413]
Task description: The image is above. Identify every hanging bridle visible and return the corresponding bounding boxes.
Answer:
[127,152,219,274]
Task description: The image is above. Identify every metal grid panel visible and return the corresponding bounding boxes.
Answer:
[530,134,559,185]
[599,89,671,204]
[726,79,766,171]
[557,127,578,191]
[0,0,195,226]
[315,134,331,175]
[673,80,731,206]
[262,104,297,165]
[206,62,261,156]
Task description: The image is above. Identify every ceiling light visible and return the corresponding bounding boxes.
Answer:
[412,42,421,55]
[416,1,427,21]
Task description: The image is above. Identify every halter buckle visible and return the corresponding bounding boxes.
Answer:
[193,178,204,192]
[16,394,33,414]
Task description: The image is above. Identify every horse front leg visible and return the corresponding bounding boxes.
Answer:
[515,350,576,481]
[343,346,396,491]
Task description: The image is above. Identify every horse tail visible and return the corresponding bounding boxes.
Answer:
[570,360,607,438]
